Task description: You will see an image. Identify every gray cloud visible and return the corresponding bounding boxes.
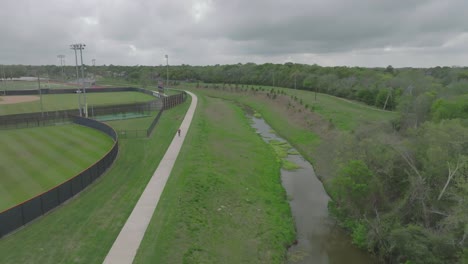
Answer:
[0,0,467,67]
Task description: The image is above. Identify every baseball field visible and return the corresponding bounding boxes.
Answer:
[0,124,114,212]
[0,90,158,212]
[0,91,155,115]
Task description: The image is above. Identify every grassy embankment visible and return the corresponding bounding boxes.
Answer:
[182,85,396,179]
[0,125,114,212]
[0,91,154,115]
[134,94,295,263]
[0,98,189,263]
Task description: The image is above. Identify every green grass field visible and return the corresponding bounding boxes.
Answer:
[0,80,69,90]
[134,95,295,263]
[188,83,396,131]
[0,99,190,263]
[281,89,396,131]
[0,125,114,212]
[0,91,155,115]
[96,76,135,87]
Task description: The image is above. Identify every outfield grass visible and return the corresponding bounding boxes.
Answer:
[0,125,114,212]
[0,80,67,90]
[134,94,295,263]
[0,98,190,263]
[0,91,155,115]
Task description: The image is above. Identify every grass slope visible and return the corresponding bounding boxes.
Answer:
[104,111,159,131]
[185,87,322,162]
[0,99,190,263]
[134,95,295,263]
[288,90,396,131]
[0,91,154,115]
[180,86,399,188]
[0,125,113,212]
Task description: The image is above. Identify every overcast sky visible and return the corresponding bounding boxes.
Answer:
[1,0,467,67]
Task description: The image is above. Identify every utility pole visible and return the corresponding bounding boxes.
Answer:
[1,65,5,92]
[165,54,169,91]
[37,73,43,117]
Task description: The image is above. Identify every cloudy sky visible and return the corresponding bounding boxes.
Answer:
[1,0,468,67]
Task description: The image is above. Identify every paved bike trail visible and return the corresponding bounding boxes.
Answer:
[103,91,197,264]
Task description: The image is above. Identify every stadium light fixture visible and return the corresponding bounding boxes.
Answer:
[57,55,65,83]
[70,45,82,116]
[70,43,87,117]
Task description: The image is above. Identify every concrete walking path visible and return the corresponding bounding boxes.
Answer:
[103,91,197,264]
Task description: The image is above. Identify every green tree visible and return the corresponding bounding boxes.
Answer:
[330,160,375,216]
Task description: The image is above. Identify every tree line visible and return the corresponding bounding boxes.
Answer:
[3,63,467,114]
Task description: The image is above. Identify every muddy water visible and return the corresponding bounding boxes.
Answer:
[250,116,375,264]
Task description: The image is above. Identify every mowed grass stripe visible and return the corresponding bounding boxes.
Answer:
[28,126,111,172]
[0,140,45,209]
[42,126,110,161]
[1,133,54,190]
[13,128,99,187]
[0,125,113,211]
[20,129,95,177]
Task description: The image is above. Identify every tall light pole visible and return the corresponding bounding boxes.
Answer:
[1,65,5,92]
[92,58,96,84]
[37,72,43,117]
[57,55,65,84]
[77,44,87,117]
[70,44,82,116]
[165,54,169,90]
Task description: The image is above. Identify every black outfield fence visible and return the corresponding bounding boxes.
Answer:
[146,92,187,137]
[146,110,164,137]
[0,101,162,130]
[88,100,160,117]
[0,117,118,238]
[0,111,74,130]
[3,86,158,96]
[162,92,187,110]
[116,129,148,139]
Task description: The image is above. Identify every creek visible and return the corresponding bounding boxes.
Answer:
[249,115,375,264]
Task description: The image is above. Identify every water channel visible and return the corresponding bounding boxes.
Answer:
[249,115,375,264]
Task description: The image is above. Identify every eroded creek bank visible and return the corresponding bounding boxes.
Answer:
[249,114,375,263]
